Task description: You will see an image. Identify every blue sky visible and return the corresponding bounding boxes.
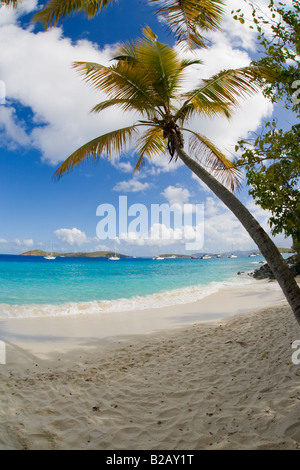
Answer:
[0,0,296,256]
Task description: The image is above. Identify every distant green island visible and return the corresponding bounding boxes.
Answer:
[20,247,295,258]
[21,250,130,258]
[277,248,295,253]
[159,254,191,258]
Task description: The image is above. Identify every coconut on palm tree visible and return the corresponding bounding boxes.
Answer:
[51,27,300,323]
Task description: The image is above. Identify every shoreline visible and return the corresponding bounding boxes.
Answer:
[0,278,286,358]
[0,279,299,450]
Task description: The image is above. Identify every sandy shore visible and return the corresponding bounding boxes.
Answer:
[0,279,300,450]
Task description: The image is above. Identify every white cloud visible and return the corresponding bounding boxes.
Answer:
[13,238,34,247]
[94,244,110,251]
[177,39,273,159]
[0,238,7,243]
[198,194,293,252]
[23,238,34,247]
[54,227,87,246]
[0,4,135,165]
[161,185,191,206]
[123,224,187,248]
[0,106,31,147]
[113,178,151,193]
[245,198,273,233]
[0,0,275,176]
[117,161,134,173]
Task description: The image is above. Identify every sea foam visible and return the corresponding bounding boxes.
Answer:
[0,275,273,319]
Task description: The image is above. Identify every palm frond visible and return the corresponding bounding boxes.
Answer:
[54,125,139,179]
[181,58,203,68]
[91,98,149,114]
[150,0,225,49]
[139,30,184,103]
[33,0,118,29]
[180,66,264,114]
[135,126,166,171]
[91,99,129,113]
[176,100,231,124]
[0,1,18,7]
[185,129,243,192]
[114,27,188,106]
[113,43,139,66]
[73,61,161,117]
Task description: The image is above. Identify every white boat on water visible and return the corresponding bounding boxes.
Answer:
[228,254,237,258]
[153,256,164,260]
[109,239,120,260]
[201,254,211,259]
[44,244,56,260]
[108,254,120,260]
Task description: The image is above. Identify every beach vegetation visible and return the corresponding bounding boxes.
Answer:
[233,1,300,258]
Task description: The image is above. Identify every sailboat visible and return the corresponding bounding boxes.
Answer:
[108,248,120,260]
[44,244,56,260]
[228,242,237,258]
[108,239,120,260]
[108,254,120,260]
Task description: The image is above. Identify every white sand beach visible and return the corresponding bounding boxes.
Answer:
[0,279,300,450]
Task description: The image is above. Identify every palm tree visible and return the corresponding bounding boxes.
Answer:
[53,28,300,324]
[1,0,225,49]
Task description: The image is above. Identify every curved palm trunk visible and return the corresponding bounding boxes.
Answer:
[176,146,300,325]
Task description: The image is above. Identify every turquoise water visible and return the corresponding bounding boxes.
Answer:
[0,254,270,318]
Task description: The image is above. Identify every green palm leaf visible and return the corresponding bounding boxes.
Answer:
[135,30,183,105]
[114,27,185,107]
[54,125,139,179]
[179,66,264,117]
[73,61,161,118]
[150,0,225,48]
[135,126,167,171]
[91,98,152,115]
[33,0,118,29]
[114,27,203,112]
[0,1,18,7]
[176,100,231,124]
[185,129,243,191]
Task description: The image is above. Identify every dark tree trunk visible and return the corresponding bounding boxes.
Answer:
[176,146,300,325]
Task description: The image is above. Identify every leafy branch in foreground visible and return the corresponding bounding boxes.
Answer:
[233,1,300,255]
[236,122,300,254]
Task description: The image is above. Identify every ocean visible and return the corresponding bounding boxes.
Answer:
[0,254,281,319]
